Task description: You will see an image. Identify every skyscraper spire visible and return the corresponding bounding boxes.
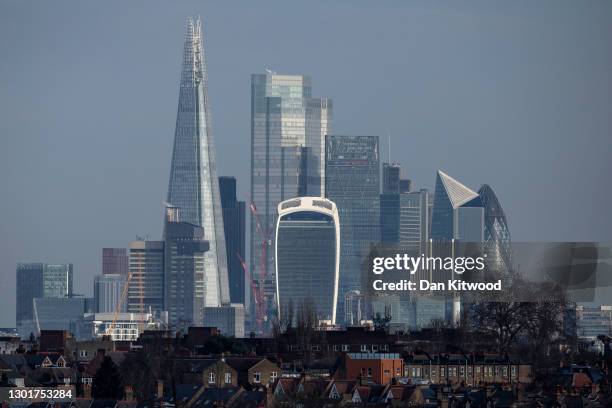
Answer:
[166,17,230,307]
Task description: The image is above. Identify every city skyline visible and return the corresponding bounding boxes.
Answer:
[1,1,612,327]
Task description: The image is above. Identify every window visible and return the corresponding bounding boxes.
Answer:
[511,366,517,377]
[333,345,339,351]
[253,372,261,383]
[396,367,401,376]
[381,344,388,351]
[459,366,465,377]
[311,345,320,351]
[208,373,216,384]
[342,344,350,352]
[79,350,88,358]
[384,369,390,376]
[224,372,232,384]
[361,368,366,375]
[367,368,372,377]
[372,345,379,352]
[360,344,368,352]
[441,367,446,377]
[270,371,278,382]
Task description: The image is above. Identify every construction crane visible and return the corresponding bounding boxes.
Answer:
[105,271,133,338]
[249,202,277,333]
[236,252,265,330]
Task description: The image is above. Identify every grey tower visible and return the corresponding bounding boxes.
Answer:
[166,17,230,306]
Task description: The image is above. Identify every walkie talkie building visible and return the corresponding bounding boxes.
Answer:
[275,197,340,324]
[165,17,230,308]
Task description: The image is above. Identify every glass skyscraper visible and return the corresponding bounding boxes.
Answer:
[163,207,210,328]
[165,17,230,307]
[128,240,164,315]
[430,170,483,242]
[325,135,380,324]
[16,263,73,338]
[250,73,332,326]
[102,248,128,276]
[219,176,246,305]
[94,273,127,313]
[275,197,340,324]
[478,184,513,275]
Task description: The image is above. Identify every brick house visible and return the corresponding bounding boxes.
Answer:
[343,352,404,385]
[225,357,280,387]
[404,353,533,385]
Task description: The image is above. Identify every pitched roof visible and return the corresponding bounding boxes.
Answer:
[437,170,479,209]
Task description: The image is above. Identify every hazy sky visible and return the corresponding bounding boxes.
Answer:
[1,1,611,326]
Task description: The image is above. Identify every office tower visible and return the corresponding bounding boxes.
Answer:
[16,263,74,337]
[250,73,332,327]
[163,207,210,328]
[29,297,94,336]
[478,184,513,275]
[399,179,412,193]
[576,305,612,341]
[102,248,128,276]
[430,171,484,326]
[325,135,380,324]
[41,264,74,299]
[430,170,484,242]
[275,197,340,324]
[165,17,230,307]
[380,192,400,244]
[94,274,127,313]
[219,177,246,305]
[203,305,245,338]
[344,290,365,327]
[128,240,164,314]
[382,163,401,194]
[399,190,430,252]
[16,264,44,331]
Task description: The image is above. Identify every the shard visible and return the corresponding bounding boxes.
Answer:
[166,17,230,307]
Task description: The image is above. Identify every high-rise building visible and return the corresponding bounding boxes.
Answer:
[275,197,340,324]
[16,263,44,330]
[576,305,612,341]
[16,263,73,337]
[430,170,484,242]
[29,297,94,337]
[478,184,512,275]
[128,240,164,315]
[430,170,484,325]
[250,73,332,327]
[165,17,230,307]
[219,177,246,305]
[325,135,380,324]
[382,163,401,194]
[399,179,412,194]
[380,193,400,244]
[163,207,210,328]
[399,190,430,252]
[102,248,128,276]
[94,274,127,313]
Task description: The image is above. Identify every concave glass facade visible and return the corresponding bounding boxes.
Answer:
[275,198,339,324]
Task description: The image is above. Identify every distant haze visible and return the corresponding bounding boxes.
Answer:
[1,0,611,326]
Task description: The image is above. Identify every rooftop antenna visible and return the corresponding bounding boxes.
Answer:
[388,133,391,163]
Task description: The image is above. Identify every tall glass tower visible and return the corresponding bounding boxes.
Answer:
[478,184,512,275]
[325,135,380,324]
[275,197,340,325]
[250,73,332,328]
[166,17,230,307]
